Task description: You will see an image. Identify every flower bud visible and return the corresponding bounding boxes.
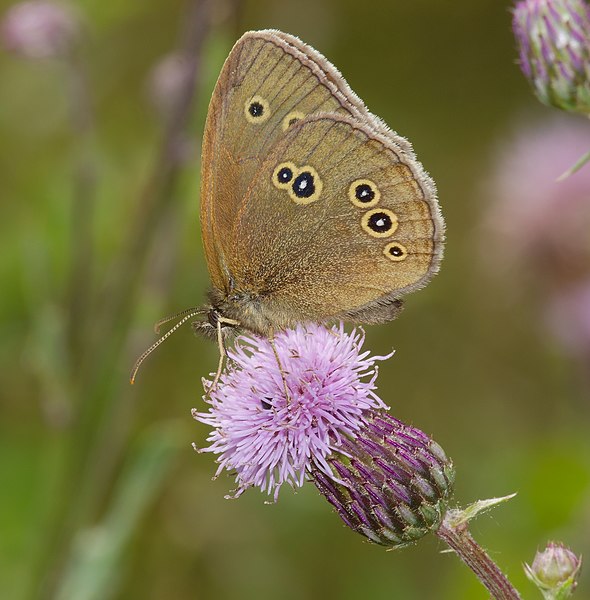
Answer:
[1,1,79,59]
[513,0,590,114]
[311,411,454,548]
[525,541,582,598]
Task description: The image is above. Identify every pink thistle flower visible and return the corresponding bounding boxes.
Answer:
[192,323,390,501]
[1,1,79,59]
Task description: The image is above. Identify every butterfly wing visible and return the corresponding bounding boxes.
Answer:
[200,29,414,293]
[220,113,443,328]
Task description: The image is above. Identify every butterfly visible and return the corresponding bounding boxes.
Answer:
[131,29,444,384]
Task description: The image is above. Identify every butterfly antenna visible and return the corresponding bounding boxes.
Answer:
[130,308,206,384]
[154,307,205,334]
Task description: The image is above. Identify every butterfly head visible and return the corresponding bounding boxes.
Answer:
[192,304,240,340]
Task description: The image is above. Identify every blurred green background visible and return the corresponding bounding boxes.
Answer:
[1,0,589,598]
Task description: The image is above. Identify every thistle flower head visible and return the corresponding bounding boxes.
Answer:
[1,1,79,59]
[525,541,582,598]
[193,323,389,500]
[312,411,454,548]
[513,0,590,114]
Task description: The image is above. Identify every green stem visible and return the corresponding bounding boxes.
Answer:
[33,1,214,598]
[63,48,97,367]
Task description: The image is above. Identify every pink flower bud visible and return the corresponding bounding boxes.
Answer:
[525,541,582,597]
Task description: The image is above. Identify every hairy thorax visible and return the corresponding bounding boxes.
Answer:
[201,287,304,338]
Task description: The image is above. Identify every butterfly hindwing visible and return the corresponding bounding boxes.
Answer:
[219,114,443,325]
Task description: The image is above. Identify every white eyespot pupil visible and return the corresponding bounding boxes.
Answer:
[355,183,376,203]
[278,167,293,182]
[368,212,392,232]
[292,172,316,198]
[249,102,264,117]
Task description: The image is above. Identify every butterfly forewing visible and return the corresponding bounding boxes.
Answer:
[201,31,364,291]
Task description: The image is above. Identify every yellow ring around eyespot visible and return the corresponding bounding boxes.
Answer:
[282,111,305,131]
[383,241,408,262]
[272,162,298,190]
[361,208,398,238]
[287,165,323,205]
[244,95,270,123]
[348,179,381,208]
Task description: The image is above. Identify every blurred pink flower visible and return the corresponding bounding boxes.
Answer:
[484,115,590,286]
[147,53,193,119]
[484,115,590,358]
[1,1,79,59]
[545,279,590,356]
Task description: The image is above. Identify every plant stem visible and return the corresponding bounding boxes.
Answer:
[33,1,214,598]
[64,48,96,368]
[436,514,522,600]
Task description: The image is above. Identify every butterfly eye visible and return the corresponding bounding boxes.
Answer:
[384,241,408,261]
[282,111,305,131]
[244,95,270,123]
[361,208,398,238]
[349,179,380,208]
[287,166,323,205]
[272,162,298,189]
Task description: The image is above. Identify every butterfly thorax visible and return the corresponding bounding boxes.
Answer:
[198,287,306,338]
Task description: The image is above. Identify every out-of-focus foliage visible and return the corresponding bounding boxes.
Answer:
[1,1,589,599]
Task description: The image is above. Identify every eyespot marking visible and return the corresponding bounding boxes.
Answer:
[245,95,270,123]
[282,111,305,131]
[384,241,408,261]
[287,165,322,205]
[349,179,381,208]
[361,208,398,238]
[272,162,297,189]
[292,172,314,197]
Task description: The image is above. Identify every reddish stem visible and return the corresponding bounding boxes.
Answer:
[436,518,522,600]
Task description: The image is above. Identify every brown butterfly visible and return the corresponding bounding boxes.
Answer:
[131,29,444,383]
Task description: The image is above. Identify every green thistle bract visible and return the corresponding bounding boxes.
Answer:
[513,0,590,114]
[312,411,454,548]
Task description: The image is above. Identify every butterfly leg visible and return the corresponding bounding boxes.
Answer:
[207,316,240,395]
[268,332,292,404]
